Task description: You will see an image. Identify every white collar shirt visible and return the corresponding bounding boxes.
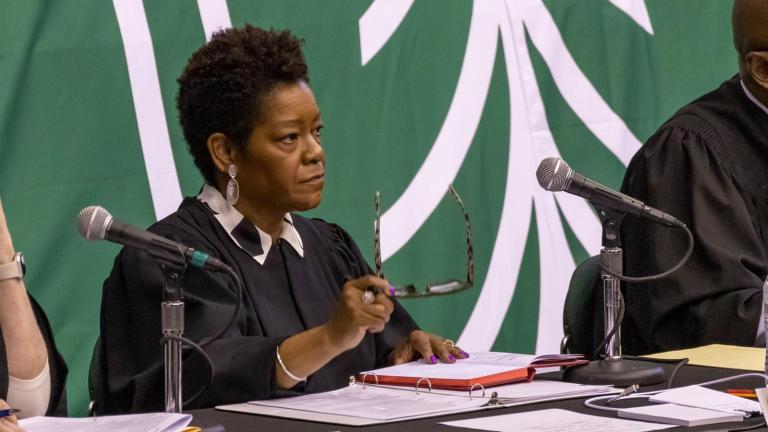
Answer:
[197,185,304,265]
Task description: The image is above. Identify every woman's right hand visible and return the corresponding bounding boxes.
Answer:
[275,275,395,389]
[324,275,394,352]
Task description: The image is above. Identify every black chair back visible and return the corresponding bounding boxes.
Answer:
[561,255,606,359]
[87,336,113,416]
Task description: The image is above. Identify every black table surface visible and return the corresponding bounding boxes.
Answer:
[185,361,767,432]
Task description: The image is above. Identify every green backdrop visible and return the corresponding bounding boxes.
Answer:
[0,0,736,415]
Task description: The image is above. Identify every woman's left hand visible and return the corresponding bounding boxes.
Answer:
[390,330,469,365]
[0,399,22,432]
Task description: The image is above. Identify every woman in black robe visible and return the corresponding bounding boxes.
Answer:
[99,25,466,413]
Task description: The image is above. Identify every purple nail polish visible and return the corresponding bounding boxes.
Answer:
[389,285,396,296]
[448,355,456,362]
[430,355,437,364]
[461,350,470,357]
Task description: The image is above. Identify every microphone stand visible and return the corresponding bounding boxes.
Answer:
[147,241,189,413]
[563,208,666,386]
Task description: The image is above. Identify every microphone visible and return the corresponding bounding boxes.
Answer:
[536,157,685,228]
[77,205,231,273]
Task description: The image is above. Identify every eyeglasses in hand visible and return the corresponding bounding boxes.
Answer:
[374,185,474,298]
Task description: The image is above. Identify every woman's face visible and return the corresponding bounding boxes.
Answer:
[234,81,325,215]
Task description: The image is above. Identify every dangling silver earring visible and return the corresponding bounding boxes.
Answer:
[226,164,239,205]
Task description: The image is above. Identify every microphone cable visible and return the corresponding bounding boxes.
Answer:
[163,266,244,408]
[591,289,624,361]
[599,222,694,283]
[591,224,693,359]
[199,266,244,349]
[160,334,214,408]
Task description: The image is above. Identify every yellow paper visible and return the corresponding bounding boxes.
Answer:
[644,344,763,371]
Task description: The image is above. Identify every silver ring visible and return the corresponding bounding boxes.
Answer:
[362,290,375,305]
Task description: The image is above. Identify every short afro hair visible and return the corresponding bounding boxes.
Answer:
[176,25,309,185]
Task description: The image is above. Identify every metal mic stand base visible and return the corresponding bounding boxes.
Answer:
[562,358,665,387]
[564,209,665,387]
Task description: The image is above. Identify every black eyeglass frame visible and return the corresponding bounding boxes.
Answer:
[374,184,474,298]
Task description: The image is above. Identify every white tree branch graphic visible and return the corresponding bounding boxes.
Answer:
[360,0,650,353]
[113,0,183,220]
[113,0,233,219]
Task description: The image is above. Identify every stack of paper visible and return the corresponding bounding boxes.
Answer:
[618,404,743,427]
[649,385,761,415]
[613,385,758,427]
[19,412,192,432]
[247,384,484,421]
[217,379,617,426]
[644,344,763,371]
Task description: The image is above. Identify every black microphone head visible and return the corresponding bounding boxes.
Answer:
[77,205,113,241]
[536,157,573,192]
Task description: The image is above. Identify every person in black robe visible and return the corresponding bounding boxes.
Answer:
[99,25,467,413]
[620,0,768,354]
[0,198,67,426]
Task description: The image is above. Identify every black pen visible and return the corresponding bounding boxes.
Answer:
[0,409,20,418]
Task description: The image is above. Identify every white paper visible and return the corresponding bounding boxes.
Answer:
[224,381,615,427]
[441,408,675,432]
[650,385,761,415]
[19,412,192,432]
[362,351,538,380]
[756,387,768,425]
[250,384,484,421]
[461,352,539,366]
[432,379,616,402]
[484,380,614,400]
[618,404,743,426]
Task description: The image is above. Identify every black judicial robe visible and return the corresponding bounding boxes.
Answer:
[621,75,768,354]
[0,295,68,415]
[100,197,419,413]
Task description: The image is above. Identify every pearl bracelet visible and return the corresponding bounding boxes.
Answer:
[276,346,307,382]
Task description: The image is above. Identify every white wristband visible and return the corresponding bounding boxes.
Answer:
[276,346,306,382]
